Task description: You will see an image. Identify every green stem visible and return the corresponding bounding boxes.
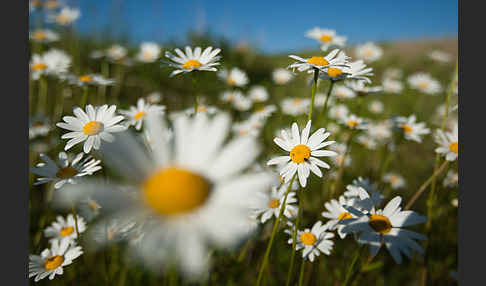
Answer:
[342,245,364,286]
[255,173,297,286]
[37,76,48,115]
[286,188,304,286]
[71,203,80,238]
[192,75,199,114]
[80,87,89,107]
[308,69,319,121]
[317,80,335,124]
[298,259,306,286]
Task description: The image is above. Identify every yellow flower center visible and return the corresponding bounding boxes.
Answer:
[401,124,412,134]
[256,107,266,113]
[227,77,236,85]
[33,31,47,40]
[60,226,74,237]
[337,212,353,220]
[449,142,458,153]
[88,200,101,212]
[55,166,78,179]
[364,50,374,58]
[197,106,208,112]
[418,82,429,89]
[79,75,93,83]
[347,120,358,127]
[320,34,333,43]
[300,232,317,246]
[268,198,280,209]
[183,59,202,70]
[390,176,399,183]
[45,0,59,9]
[44,255,64,270]
[56,14,70,24]
[143,51,154,60]
[142,167,211,216]
[336,156,345,164]
[134,111,146,120]
[82,121,103,136]
[369,214,392,234]
[32,63,47,71]
[290,144,311,164]
[292,98,302,105]
[307,56,329,66]
[327,67,343,77]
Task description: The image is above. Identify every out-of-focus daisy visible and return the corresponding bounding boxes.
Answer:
[136,42,161,63]
[443,170,458,187]
[354,42,383,63]
[248,85,269,102]
[382,78,403,94]
[321,196,356,239]
[314,92,335,107]
[357,134,378,150]
[340,114,368,130]
[30,152,102,189]
[29,116,52,140]
[394,115,430,143]
[218,67,249,87]
[451,198,458,208]
[272,68,294,85]
[328,104,349,121]
[91,219,136,247]
[281,97,310,116]
[221,91,252,111]
[326,122,340,134]
[367,121,392,142]
[78,197,102,222]
[29,239,83,282]
[29,29,59,43]
[145,92,162,104]
[329,142,351,167]
[383,68,403,79]
[30,49,71,80]
[345,80,383,96]
[56,105,126,153]
[50,6,80,25]
[267,120,337,187]
[306,27,347,51]
[288,49,349,74]
[106,44,128,62]
[434,122,458,161]
[407,72,442,95]
[332,85,356,100]
[254,185,298,223]
[54,113,274,279]
[233,118,263,137]
[340,196,427,264]
[369,100,384,114]
[44,214,87,243]
[164,46,221,77]
[319,59,374,83]
[119,98,166,131]
[428,50,452,63]
[63,73,115,87]
[383,173,406,190]
[288,221,334,262]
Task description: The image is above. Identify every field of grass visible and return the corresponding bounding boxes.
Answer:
[29,5,457,286]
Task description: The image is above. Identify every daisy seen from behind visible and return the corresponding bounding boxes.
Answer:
[164,46,221,77]
[119,98,166,131]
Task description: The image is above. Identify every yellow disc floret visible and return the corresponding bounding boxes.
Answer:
[268,198,280,209]
[401,124,412,134]
[60,226,74,237]
[183,59,202,70]
[369,214,392,234]
[449,142,458,153]
[320,35,333,43]
[307,56,329,66]
[290,144,311,164]
[300,232,317,246]
[56,166,78,179]
[32,63,47,71]
[337,212,353,220]
[44,256,64,270]
[134,111,146,120]
[327,67,343,77]
[143,167,211,216]
[347,120,358,128]
[83,121,103,136]
[79,75,93,83]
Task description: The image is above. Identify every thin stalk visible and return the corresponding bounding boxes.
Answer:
[330,130,356,197]
[37,76,48,115]
[255,173,297,286]
[317,80,335,124]
[342,245,364,286]
[192,75,199,114]
[71,203,80,238]
[285,188,304,286]
[308,69,319,121]
[55,85,65,120]
[298,259,306,286]
[80,87,89,107]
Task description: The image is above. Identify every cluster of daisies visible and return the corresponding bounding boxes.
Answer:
[28,16,458,284]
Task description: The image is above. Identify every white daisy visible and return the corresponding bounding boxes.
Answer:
[394,115,430,143]
[78,197,102,222]
[340,196,427,264]
[232,118,263,138]
[267,120,337,187]
[50,7,80,25]
[288,221,334,262]
[164,46,221,77]
[44,214,87,243]
[90,218,137,247]
[319,58,374,83]
[329,142,351,167]
[288,49,349,74]
[119,98,166,131]
[367,121,392,142]
[345,80,383,96]
[146,92,162,104]
[281,97,310,116]
[428,50,452,63]
[443,170,458,188]
[30,49,71,80]
[136,42,161,63]
[434,122,458,161]
[254,184,298,223]
[306,27,347,51]
[383,173,407,189]
[321,196,356,239]
[250,105,277,121]
[332,85,356,100]
[354,42,383,63]
[56,104,127,153]
[248,85,269,102]
[106,44,128,62]
[63,73,115,87]
[451,198,458,208]
[340,114,368,130]
[314,92,336,107]
[369,100,384,114]
[328,104,349,121]
[218,67,249,87]
[407,72,442,95]
[382,78,403,94]
[29,29,59,43]
[383,68,403,79]
[54,112,274,279]
[30,152,102,189]
[29,116,52,140]
[272,68,294,85]
[29,239,83,282]
[357,134,378,150]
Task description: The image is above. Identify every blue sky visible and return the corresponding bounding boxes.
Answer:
[74,0,458,53]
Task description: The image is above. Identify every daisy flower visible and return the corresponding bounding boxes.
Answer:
[78,197,102,222]
[56,104,127,153]
[30,49,71,80]
[182,104,220,117]
[340,196,427,264]
[321,196,356,239]
[383,173,407,189]
[272,68,294,85]
[106,44,128,62]
[30,152,102,189]
[434,122,458,161]
[357,134,378,150]
[443,170,458,188]
[50,6,80,25]
[332,85,356,100]
[281,97,310,116]
[63,73,115,87]
[44,214,87,243]
[394,115,430,143]
[254,184,298,223]
[29,239,83,282]
[345,80,383,96]
[250,105,277,121]
[248,85,269,102]
[233,119,263,137]
[383,68,403,79]
[319,58,374,83]
[428,50,452,63]
[340,114,368,130]
[218,67,249,87]
[54,112,274,279]
[288,49,349,74]
[29,29,59,43]
[407,72,442,95]
[329,142,351,167]
[306,27,347,51]
[267,120,337,187]
[288,221,334,262]
[146,92,162,104]
[91,218,137,247]
[382,78,403,94]
[328,104,349,121]
[367,121,392,142]
[354,42,383,63]
[369,100,384,114]
[136,42,161,63]
[119,98,166,131]
[343,181,383,213]
[29,116,52,140]
[164,46,221,77]
[314,92,336,107]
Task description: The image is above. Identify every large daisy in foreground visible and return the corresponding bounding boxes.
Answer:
[267,120,337,187]
[164,46,221,77]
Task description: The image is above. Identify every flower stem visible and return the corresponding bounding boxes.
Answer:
[331,130,356,197]
[192,75,199,114]
[255,173,297,286]
[285,188,304,286]
[80,86,89,107]
[316,80,335,124]
[37,76,48,115]
[298,259,306,286]
[71,202,80,238]
[342,245,364,286]
[308,69,319,121]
